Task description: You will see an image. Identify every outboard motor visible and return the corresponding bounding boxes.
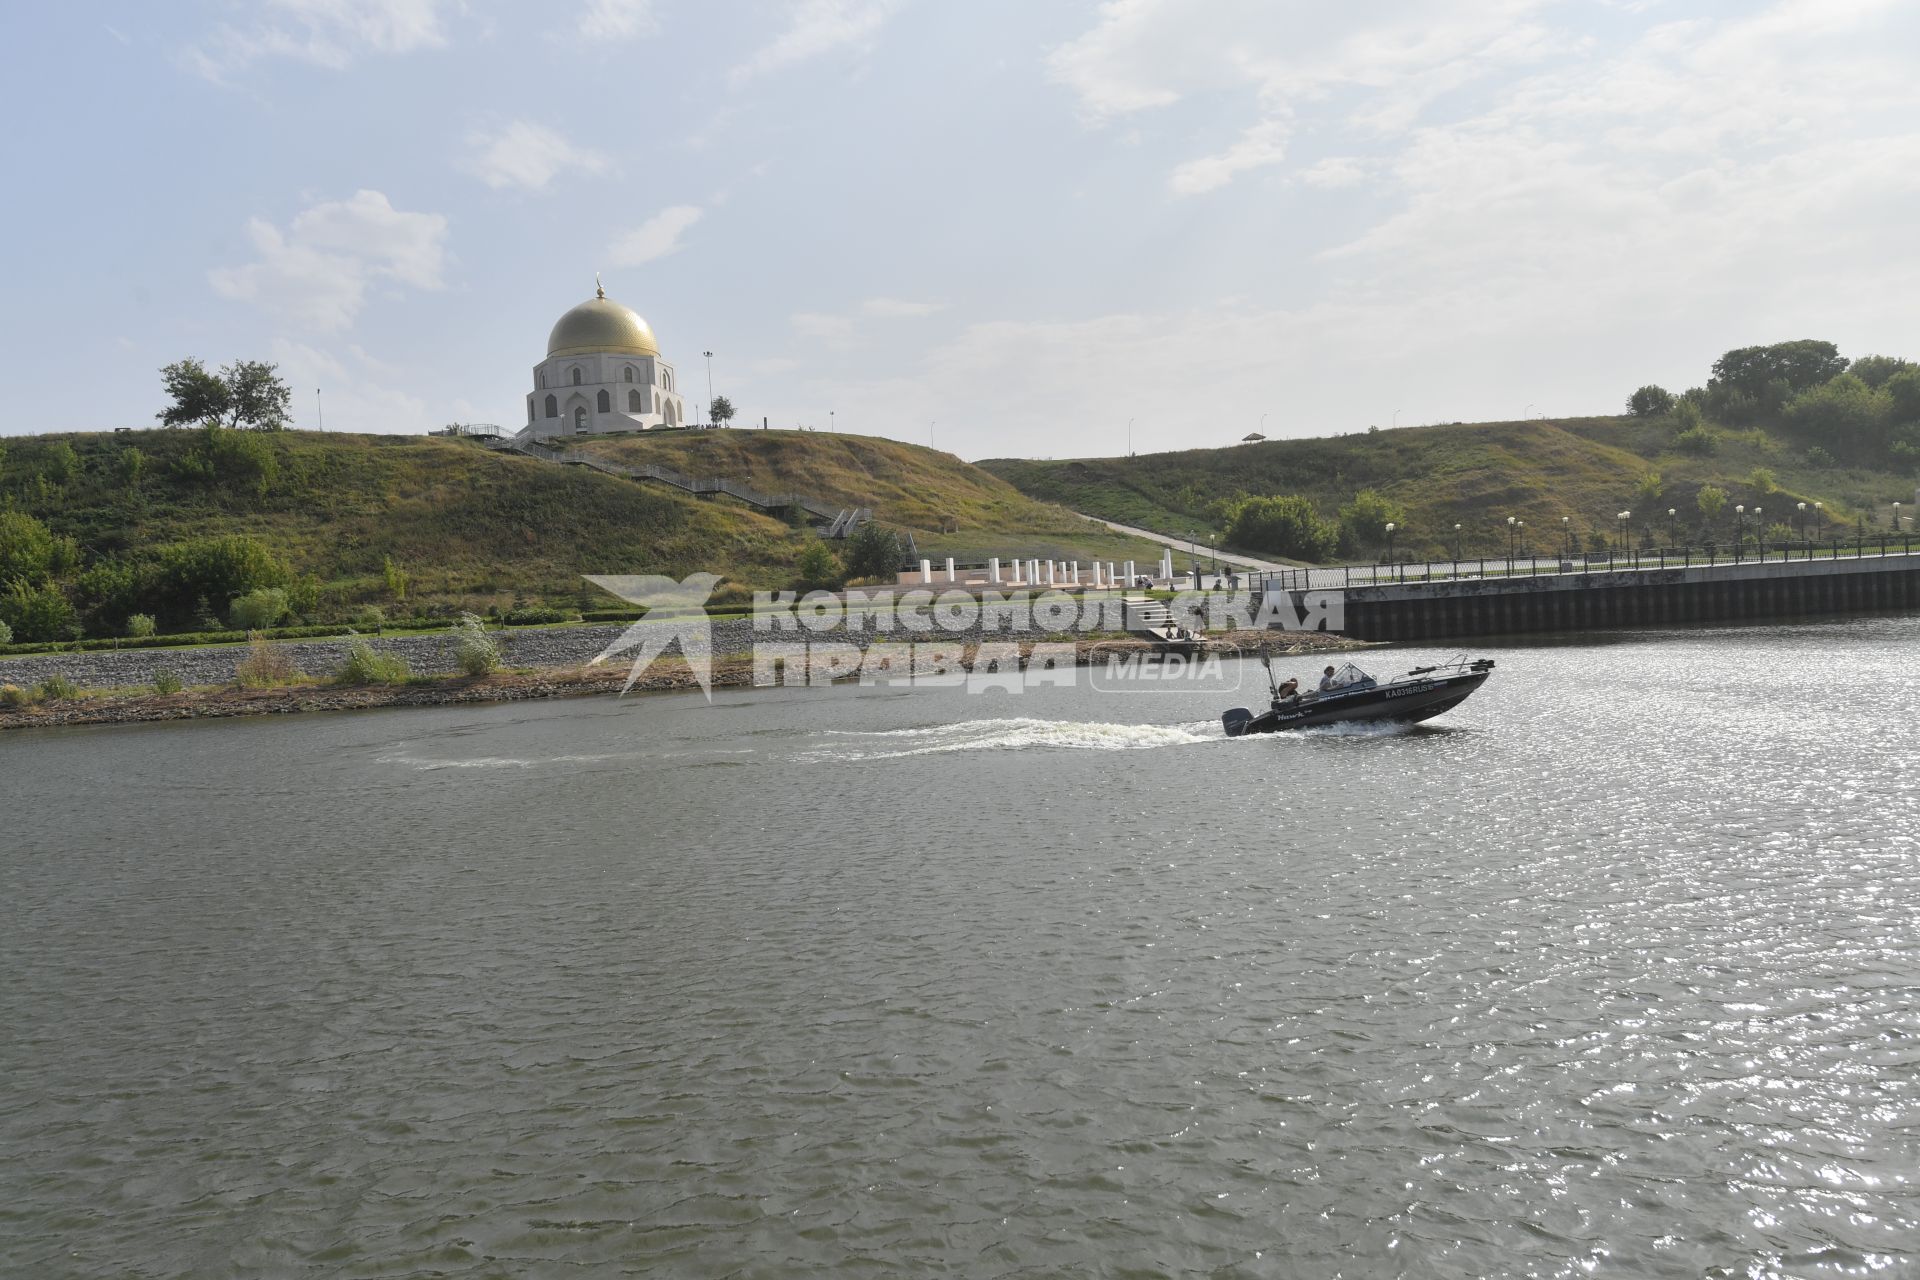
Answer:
[1222,707,1254,737]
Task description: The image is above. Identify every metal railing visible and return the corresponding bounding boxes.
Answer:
[1253,535,1920,592]
[499,435,855,526]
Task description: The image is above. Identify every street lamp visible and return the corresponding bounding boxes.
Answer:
[1735,503,1746,558]
[1384,521,1397,564]
[1506,515,1518,565]
[1127,416,1134,455]
[1754,507,1763,556]
[1453,522,1463,562]
[1814,501,1824,541]
[929,420,936,449]
[1667,507,1678,547]
[1561,515,1571,558]
[1797,500,1807,541]
[1618,510,1631,555]
[1896,501,1904,532]
[702,351,714,427]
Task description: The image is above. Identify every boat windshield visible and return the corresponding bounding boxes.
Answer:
[1328,662,1376,689]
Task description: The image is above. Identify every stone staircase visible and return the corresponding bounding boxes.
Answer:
[1121,594,1176,638]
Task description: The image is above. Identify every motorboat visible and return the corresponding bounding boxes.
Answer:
[1222,656,1495,736]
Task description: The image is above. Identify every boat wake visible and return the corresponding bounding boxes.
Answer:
[804,717,1213,760]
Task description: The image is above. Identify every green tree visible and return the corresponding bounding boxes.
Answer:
[1748,467,1777,494]
[1782,374,1891,459]
[1633,470,1664,507]
[382,555,409,602]
[841,522,905,580]
[1672,398,1704,432]
[709,395,736,427]
[228,587,289,630]
[1224,495,1339,561]
[153,535,289,624]
[1336,489,1405,553]
[158,358,231,428]
[39,441,80,485]
[1886,368,1920,424]
[126,613,157,638]
[1709,340,1848,400]
[1627,385,1675,417]
[796,541,844,591]
[0,580,77,643]
[117,446,144,488]
[1848,355,1912,389]
[158,358,293,431]
[1696,484,1729,525]
[0,511,58,585]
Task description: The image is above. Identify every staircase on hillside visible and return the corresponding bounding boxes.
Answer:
[1121,594,1177,638]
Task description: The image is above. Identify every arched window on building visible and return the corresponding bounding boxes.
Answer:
[623,366,635,383]
[597,389,611,413]
[544,394,558,418]
[574,407,588,433]
[628,389,643,413]
[571,367,582,385]
[527,399,535,424]
[538,371,546,389]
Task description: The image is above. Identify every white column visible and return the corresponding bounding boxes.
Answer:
[1125,560,1135,583]
[919,559,932,584]
[945,557,956,583]
[989,557,1001,584]
[1069,560,1079,586]
[1091,562,1104,588]
[1046,561,1056,585]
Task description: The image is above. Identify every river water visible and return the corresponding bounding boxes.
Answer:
[4,618,1918,1278]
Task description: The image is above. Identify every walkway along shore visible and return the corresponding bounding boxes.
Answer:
[0,630,1362,732]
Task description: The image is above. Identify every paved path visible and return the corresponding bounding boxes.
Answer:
[1077,515,1297,571]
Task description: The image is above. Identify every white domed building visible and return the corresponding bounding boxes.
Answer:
[525,280,686,437]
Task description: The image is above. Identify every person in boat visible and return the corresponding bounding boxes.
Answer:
[1276,675,1299,699]
[1318,665,1338,691]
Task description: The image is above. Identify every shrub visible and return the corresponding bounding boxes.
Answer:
[1672,398,1705,433]
[382,555,409,602]
[503,604,571,626]
[1223,494,1340,561]
[1337,489,1406,553]
[1748,467,1777,495]
[126,612,156,638]
[0,620,10,646]
[233,632,300,688]
[153,671,184,695]
[450,612,500,676]
[841,523,907,580]
[1627,385,1675,417]
[796,542,845,591]
[0,683,26,707]
[1806,445,1837,468]
[0,580,79,644]
[36,674,80,701]
[229,587,289,631]
[1674,426,1718,456]
[335,631,411,685]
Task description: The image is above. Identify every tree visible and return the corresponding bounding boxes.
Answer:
[1336,489,1405,553]
[1706,340,1847,422]
[1633,470,1664,507]
[796,541,844,590]
[159,358,230,428]
[158,358,292,431]
[116,446,144,488]
[709,395,736,428]
[1782,374,1891,459]
[228,587,289,630]
[1627,385,1675,417]
[0,511,58,585]
[1887,368,1920,424]
[841,522,905,580]
[1696,484,1729,524]
[0,580,76,643]
[222,360,292,431]
[1224,495,1339,562]
[1848,355,1912,390]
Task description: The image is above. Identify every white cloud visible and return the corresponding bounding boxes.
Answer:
[728,0,903,87]
[209,190,449,332]
[607,205,704,267]
[462,121,611,191]
[1169,118,1291,195]
[860,297,945,318]
[187,0,454,79]
[577,0,658,40]
[1299,156,1367,189]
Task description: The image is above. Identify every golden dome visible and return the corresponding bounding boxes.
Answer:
[547,281,660,358]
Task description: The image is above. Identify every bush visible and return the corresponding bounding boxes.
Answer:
[355,604,387,632]
[1674,426,1718,456]
[36,674,80,701]
[335,632,411,685]
[841,523,906,580]
[126,613,156,638]
[1336,489,1406,554]
[1627,385,1675,417]
[1805,445,1837,468]
[503,604,572,626]
[229,587,289,631]
[233,632,300,688]
[796,542,845,591]
[153,671,184,695]
[0,620,10,646]
[0,683,26,707]
[1748,467,1778,494]
[0,580,78,644]
[382,555,409,602]
[450,612,500,676]
[1224,494,1339,561]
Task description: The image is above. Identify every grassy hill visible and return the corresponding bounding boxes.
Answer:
[981,415,1920,561]
[0,427,1158,640]
[569,429,1157,563]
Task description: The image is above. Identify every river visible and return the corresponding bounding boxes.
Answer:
[3,617,1917,1278]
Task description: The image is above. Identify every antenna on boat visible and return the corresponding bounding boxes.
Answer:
[1260,649,1280,699]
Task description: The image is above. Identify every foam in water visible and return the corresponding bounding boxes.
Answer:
[805,717,1213,760]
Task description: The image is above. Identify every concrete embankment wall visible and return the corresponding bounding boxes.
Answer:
[1322,553,1920,641]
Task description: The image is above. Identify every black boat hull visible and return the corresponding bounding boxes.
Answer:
[1223,670,1490,736]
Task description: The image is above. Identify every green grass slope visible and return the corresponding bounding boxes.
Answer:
[570,429,1162,563]
[981,416,1919,560]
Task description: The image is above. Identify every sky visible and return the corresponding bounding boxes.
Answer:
[2,0,1917,460]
